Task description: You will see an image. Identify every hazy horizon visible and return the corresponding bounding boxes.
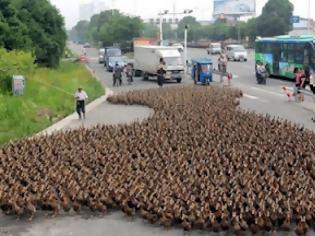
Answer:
[50,0,313,29]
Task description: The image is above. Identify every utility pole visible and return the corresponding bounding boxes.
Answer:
[307,0,311,34]
[159,10,168,46]
[184,25,188,75]
[111,0,115,16]
[158,9,193,46]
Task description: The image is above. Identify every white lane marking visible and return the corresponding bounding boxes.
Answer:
[244,94,258,99]
[243,93,268,103]
[250,86,285,97]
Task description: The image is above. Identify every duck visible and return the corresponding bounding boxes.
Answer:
[295,217,308,236]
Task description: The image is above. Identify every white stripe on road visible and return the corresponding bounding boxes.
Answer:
[243,93,268,103]
[244,94,258,99]
[250,86,285,97]
[88,57,99,60]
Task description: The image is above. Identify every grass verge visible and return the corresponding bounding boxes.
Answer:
[0,62,104,145]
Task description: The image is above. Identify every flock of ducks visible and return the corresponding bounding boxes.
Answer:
[0,86,315,235]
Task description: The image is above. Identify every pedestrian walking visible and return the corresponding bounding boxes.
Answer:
[227,73,233,86]
[113,62,122,87]
[218,52,227,83]
[125,63,133,85]
[75,87,88,119]
[293,67,305,103]
[310,69,315,96]
[157,59,166,87]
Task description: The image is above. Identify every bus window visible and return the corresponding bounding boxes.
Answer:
[287,44,295,62]
[304,49,310,66]
[295,44,305,64]
[280,44,288,62]
[256,42,262,53]
[303,43,312,67]
[265,43,273,53]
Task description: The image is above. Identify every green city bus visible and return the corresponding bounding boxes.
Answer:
[255,35,315,79]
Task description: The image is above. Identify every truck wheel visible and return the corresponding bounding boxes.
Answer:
[176,78,182,83]
[134,70,142,77]
[142,72,149,80]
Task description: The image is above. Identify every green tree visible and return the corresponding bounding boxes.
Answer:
[0,0,31,50]
[142,23,159,38]
[177,16,201,41]
[74,20,91,43]
[12,0,67,68]
[162,23,174,40]
[256,0,293,37]
[244,18,257,46]
[98,12,143,46]
[89,11,117,42]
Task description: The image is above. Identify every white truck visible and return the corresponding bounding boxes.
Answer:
[133,46,184,83]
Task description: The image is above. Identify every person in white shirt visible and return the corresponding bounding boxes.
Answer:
[75,88,88,119]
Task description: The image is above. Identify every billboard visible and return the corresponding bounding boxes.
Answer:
[213,0,256,16]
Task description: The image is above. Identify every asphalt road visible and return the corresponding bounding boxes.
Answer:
[2,43,315,236]
[74,42,315,131]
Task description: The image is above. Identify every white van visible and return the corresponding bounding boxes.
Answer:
[226,45,248,61]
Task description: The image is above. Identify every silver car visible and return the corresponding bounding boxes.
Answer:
[226,45,248,61]
[207,43,222,55]
[98,48,105,64]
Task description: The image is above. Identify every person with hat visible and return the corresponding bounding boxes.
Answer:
[75,87,88,119]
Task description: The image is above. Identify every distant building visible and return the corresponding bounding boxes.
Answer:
[289,17,315,35]
[79,0,106,22]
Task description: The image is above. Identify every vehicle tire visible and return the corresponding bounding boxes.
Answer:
[134,70,142,77]
[176,78,182,83]
[244,59,247,62]
[142,72,149,80]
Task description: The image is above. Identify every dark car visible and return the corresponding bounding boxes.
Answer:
[83,43,91,48]
[103,47,122,67]
[106,57,126,72]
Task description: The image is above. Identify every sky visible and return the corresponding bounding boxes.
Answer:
[50,0,313,29]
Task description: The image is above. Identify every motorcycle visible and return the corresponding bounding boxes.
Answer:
[256,64,267,85]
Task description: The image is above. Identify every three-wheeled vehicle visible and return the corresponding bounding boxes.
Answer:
[191,59,213,85]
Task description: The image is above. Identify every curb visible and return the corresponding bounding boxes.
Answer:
[36,63,113,136]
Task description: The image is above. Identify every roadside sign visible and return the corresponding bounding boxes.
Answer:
[12,75,25,96]
[290,16,300,24]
